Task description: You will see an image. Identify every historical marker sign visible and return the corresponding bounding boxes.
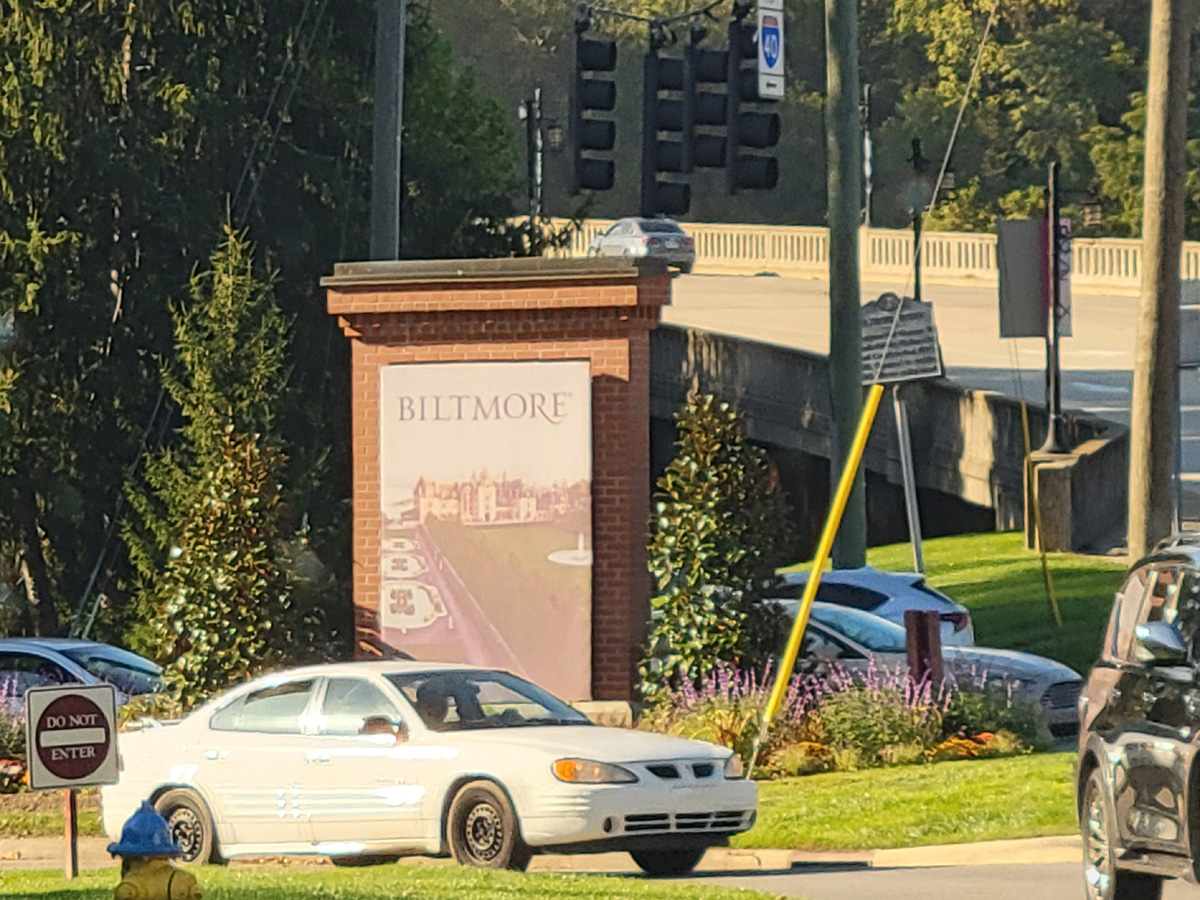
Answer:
[757,0,785,100]
[25,684,119,790]
[861,293,944,385]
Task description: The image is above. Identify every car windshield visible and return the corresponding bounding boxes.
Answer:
[61,646,164,697]
[639,220,683,233]
[387,670,591,732]
[808,605,908,653]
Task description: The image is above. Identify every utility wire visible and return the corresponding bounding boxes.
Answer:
[576,0,730,28]
[872,0,1001,381]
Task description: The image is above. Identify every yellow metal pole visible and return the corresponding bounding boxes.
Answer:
[764,383,886,722]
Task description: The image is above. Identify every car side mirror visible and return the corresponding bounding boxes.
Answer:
[361,716,407,743]
[1135,621,1190,664]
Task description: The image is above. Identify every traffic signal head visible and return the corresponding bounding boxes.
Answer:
[726,19,781,193]
[642,50,692,216]
[572,32,618,193]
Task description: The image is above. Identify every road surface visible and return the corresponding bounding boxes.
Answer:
[688,861,1196,899]
[669,274,1200,514]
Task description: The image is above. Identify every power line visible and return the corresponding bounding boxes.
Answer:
[576,0,730,28]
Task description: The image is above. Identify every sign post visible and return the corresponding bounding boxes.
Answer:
[861,292,944,573]
[757,0,784,100]
[24,684,120,879]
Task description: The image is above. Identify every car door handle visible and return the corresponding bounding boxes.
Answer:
[305,752,331,765]
[204,750,229,761]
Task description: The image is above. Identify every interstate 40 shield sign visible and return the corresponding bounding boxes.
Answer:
[25,683,119,790]
[757,0,785,100]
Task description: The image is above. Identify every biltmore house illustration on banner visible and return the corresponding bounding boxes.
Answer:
[378,360,593,699]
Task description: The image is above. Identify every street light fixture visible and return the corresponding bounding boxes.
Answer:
[902,138,935,302]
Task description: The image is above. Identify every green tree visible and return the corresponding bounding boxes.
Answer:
[0,1,522,641]
[125,230,324,708]
[639,394,796,700]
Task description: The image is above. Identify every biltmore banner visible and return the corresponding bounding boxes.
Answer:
[378,360,593,699]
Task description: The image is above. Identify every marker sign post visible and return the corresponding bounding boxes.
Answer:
[757,0,785,100]
[25,684,119,878]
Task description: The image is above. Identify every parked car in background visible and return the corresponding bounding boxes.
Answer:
[0,637,164,708]
[773,567,976,647]
[587,218,696,273]
[102,661,755,875]
[1077,537,1200,900]
[800,602,1082,741]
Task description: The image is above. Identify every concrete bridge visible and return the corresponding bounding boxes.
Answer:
[648,324,1126,555]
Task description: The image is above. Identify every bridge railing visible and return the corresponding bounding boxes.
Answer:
[548,218,1193,295]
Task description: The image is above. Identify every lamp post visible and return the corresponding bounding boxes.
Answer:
[902,139,934,303]
[1039,161,1069,454]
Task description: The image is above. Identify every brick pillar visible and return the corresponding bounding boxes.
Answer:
[323,258,671,700]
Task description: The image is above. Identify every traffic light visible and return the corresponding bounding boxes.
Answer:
[686,28,730,171]
[726,16,780,193]
[571,20,617,193]
[641,43,691,217]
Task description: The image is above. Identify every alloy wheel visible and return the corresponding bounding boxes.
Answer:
[1083,784,1113,900]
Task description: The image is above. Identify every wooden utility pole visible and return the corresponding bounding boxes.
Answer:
[826,0,866,568]
[1129,0,1192,559]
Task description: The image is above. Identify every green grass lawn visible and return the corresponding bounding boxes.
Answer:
[0,864,792,900]
[785,531,1127,675]
[734,752,1078,851]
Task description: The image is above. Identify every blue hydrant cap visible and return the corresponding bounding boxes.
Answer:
[107,801,183,858]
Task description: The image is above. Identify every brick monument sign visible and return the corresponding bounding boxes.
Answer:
[323,257,672,700]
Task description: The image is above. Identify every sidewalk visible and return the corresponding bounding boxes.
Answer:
[0,835,1082,873]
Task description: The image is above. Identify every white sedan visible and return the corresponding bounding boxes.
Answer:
[101,661,756,875]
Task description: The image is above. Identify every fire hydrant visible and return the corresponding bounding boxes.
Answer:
[107,801,203,900]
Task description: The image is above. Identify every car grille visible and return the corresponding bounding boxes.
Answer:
[1042,681,1082,710]
[1049,720,1080,739]
[622,811,752,834]
[646,764,680,780]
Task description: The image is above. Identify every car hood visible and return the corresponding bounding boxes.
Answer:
[943,645,1080,682]
[438,725,730,763]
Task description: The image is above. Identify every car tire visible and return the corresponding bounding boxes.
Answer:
[154,788,224,866]
[329,854,402,867]
[631,847,707,877]
[447,780,531,871]
[678,262,693,275]
[1081,769,1163,900]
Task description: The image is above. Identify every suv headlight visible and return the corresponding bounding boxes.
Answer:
[552,758,637,784]
[724,754,746,779]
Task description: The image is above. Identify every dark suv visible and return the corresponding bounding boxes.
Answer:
[1078,537,1200,899]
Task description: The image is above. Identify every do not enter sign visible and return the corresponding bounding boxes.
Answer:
[25,684,119,790]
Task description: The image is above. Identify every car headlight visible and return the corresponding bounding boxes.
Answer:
[552,758,638,784]
[724,754,746,779]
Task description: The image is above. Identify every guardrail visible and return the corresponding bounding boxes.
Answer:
[547,218,1194,296]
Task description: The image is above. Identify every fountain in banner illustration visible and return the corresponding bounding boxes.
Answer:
[548,533,593,567]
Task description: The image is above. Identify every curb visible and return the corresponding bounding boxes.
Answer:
[0,834,1082,873]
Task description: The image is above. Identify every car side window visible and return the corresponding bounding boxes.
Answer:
[1108,565,1154,662]
[320,678,403,736]
[0,652,74,696]
[801,628,864,661]
[210,680,315,734]
[815,584,889,612]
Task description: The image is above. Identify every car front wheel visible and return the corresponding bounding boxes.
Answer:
[447,780,531,871]
[154,788,223,866]
[631,847,707,877]
[1082,769,1162,900]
